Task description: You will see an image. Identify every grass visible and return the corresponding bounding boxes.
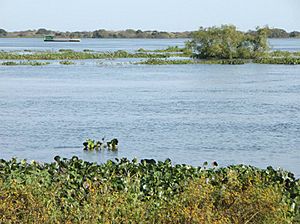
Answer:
[0,156,299,223]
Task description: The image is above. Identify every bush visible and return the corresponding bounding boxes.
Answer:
[190,25,269,59]
[0,157,299,223]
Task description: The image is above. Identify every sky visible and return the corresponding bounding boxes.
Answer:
[0,0,299,32]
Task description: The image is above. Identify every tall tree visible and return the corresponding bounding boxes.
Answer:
[189,25,268,59]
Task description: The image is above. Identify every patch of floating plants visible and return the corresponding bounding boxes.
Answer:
[1,61,50,66]
[83,138,119,151]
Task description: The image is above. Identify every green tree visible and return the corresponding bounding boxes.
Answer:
[189,25,268,59]
[0,29,7,37]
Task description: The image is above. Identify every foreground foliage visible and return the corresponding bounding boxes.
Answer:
[0,157,299,223]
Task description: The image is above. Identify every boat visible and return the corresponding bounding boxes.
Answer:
[44,35,81,42]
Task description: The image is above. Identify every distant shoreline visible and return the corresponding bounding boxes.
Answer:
[1,27,300,39]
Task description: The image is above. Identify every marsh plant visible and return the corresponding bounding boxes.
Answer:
[83,138,118,151]
[1,61,50,66]
[59,60,75,65]
[0,157,299,223]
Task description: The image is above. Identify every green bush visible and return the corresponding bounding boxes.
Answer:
[190,25,269,59]
[0,157,299,223]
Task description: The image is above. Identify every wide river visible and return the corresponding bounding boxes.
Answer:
[0,38,300,175]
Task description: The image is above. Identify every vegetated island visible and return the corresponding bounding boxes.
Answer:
[0,26,300,38]
[0,156,299,223]
[1,25,300,66]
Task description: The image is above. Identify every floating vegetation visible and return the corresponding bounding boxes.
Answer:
[83,49,94,52]
[83,138,118,151]
[139,59,197,65]
[137,46,192,57]
[1,49,300,65]
[269,50,300,58]
[59,60,75,65]
[0,156,299,223]
[254,57,300,65]
[139,58,246,65]
[1,61,50,66]
[58,49,74,53]
[0,50,174,60]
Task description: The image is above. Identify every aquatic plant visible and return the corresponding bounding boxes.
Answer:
[1,61,50,66]
[0,157,299,223]
[254,57,300,65]
[58,49,74,53]
[137,46,192,57]
[83,49,94,52]
[139,58,246,65]
[0,50,174,60]
[59,60,75,65]
[83,138,119,151]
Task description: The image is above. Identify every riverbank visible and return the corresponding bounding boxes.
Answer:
[0,156,299,223]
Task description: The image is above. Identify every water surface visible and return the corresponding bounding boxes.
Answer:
[0,39,300,175]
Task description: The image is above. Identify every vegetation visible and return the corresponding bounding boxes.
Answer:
[83,138,119,151]
[254,57,300,65]
[137,45,192,56]
[0,50,173,60]
[0,156,299,223]
[269,50,300,58]
[1,61,50,66]
[140,58,246,65]
[1,27,300,39]
[59,60,75,65]
[1,28,192,39]
[247,27,300,38]
[0,29,7,37]
[189,25,269,59]
[58,49,75,53]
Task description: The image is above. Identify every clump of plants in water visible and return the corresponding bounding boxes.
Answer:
[0,50,174,60]
[254,57,300,65]
[1,61,50,66]
[137,45,192,56]
[139,58,246,65]
[0,156,299,223]
[83,138,118,151]
[59,60,75,65]
[58,49,74,53]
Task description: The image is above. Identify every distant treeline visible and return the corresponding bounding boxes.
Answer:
[0,27,300,39]
[0,28,192,39]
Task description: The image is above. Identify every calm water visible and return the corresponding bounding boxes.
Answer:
[0,38,187,52]
[1,38,300,52]
[0,38,300,175]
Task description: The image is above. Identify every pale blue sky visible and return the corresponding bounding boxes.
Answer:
[0,0,299,32]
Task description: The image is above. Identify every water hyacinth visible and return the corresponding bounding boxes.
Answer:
[83,138,119,151]
[0,156,299,223]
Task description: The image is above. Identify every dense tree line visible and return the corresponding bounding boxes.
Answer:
[0,27,299,39]
[0,28,192,39]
